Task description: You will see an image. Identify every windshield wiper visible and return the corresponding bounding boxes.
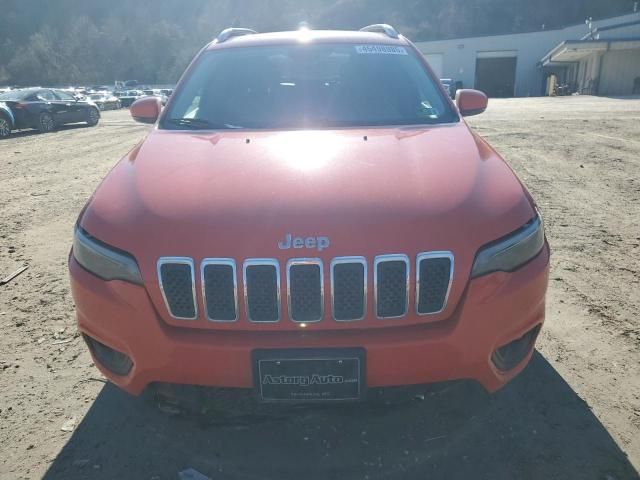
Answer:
[165,118,242,129]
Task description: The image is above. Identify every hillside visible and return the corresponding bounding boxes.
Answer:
[0,0,635,84]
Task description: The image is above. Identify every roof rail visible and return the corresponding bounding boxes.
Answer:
[359,24,400,39]
[215,28,258,43]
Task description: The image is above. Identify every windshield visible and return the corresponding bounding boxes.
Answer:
[162,43,457,130]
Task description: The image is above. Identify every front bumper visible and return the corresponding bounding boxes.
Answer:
[70,245,549,395]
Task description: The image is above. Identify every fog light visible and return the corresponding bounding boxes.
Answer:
[83,334,133,376]
[491,325,541,372]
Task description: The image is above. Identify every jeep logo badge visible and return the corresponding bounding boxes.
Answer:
[278,234,330,252]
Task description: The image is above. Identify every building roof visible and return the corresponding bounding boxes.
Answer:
[415,11,640,43]
[598,18,640,32]
[541,37,640,65]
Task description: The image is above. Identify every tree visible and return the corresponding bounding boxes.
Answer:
[0,0,634,85]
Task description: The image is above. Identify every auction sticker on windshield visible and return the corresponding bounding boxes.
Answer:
[355,45,408,55]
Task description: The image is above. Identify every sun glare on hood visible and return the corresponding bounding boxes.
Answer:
[265,131,348,171]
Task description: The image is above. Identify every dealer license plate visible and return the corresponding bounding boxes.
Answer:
[253,348,365,402]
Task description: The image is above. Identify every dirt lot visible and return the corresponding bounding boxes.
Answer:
[0,97,639,480]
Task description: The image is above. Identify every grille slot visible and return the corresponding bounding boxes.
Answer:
[287,259,323,322]
[202,259,238,321]
[416,252,453,315]
[375,255,409,319]
[158,258,197,320]
[244,260,280,322]
[331,257,367,321]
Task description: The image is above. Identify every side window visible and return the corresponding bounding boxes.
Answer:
[38,90,56,101]
[54,90,75,101]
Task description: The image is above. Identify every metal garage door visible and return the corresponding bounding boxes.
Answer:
[423,53,444,78]
[475,50,518,97]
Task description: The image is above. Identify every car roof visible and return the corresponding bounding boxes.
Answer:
[205,30,410,50]
[11,87,42,92]
[3,88,42,97]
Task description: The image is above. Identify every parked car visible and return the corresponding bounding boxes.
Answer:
[0,88,100,136]
[440,78,455,99]
[0,101,15,138]
[116,90,142,108]
[88,92,121,110]
[142,89,168,105]
[70,26,549,407]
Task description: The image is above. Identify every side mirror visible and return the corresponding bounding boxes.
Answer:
[130,96,162,124]
[455,89,488,117]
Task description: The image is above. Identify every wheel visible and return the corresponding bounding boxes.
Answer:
[0,115,11,139]
[37,112,55,133]
[86,107,100,126]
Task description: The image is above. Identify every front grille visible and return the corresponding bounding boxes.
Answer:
[244,260,280,322]
[287,260,323,322]
[158,258,197,319]
[202,259,237,321]
[157,251,453,323]
[331,258,366,321]
[375,255,409,319]
[416,253,453,315]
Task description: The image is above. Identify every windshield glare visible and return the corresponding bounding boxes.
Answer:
[0,90,28,101]
[162,43,456,130]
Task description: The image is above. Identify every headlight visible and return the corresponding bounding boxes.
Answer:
[73,227,143,284]
[471,215,545,278]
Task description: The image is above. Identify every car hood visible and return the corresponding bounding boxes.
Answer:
[80,122,535,325]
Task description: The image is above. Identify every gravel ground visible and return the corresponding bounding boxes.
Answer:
[0,97,639,480]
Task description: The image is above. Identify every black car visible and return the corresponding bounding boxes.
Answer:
[0,88,100,137]
[439,78,456,99]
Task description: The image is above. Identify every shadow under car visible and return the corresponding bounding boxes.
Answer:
[43,352,638,480]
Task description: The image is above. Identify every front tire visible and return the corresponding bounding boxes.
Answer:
[0,116,11,139]
[37,112,55,133]
[86,107,100,126]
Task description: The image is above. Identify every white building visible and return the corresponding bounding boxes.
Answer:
[414,12,640,97]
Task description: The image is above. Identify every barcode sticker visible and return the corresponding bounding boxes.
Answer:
[355,45,408,55]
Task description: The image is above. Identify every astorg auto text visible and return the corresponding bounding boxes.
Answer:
[262,374,348,387]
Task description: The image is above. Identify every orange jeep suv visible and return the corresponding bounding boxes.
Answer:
[69,25,549,403]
